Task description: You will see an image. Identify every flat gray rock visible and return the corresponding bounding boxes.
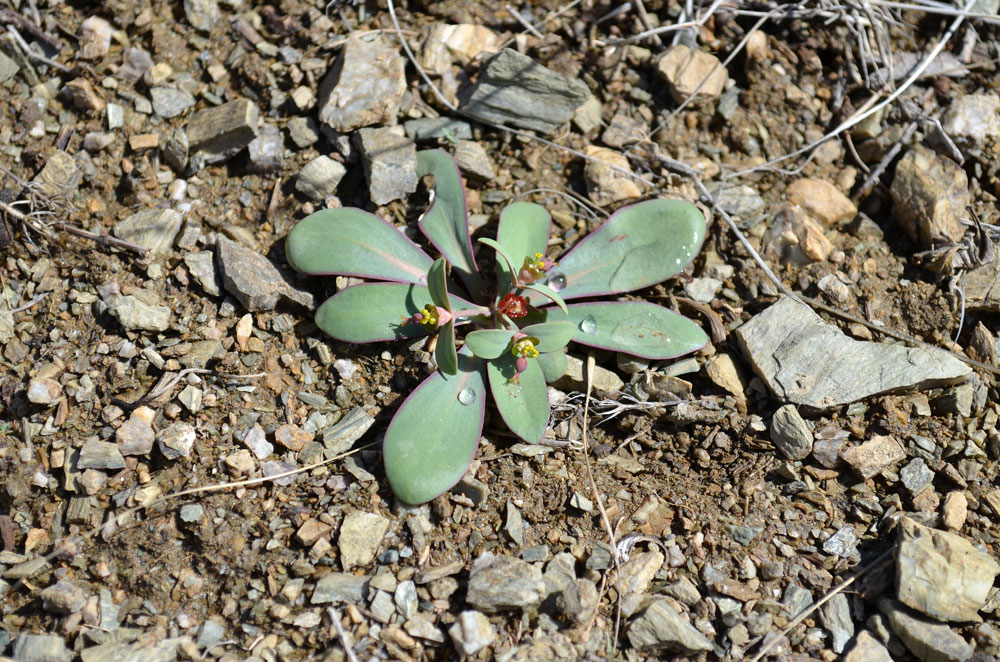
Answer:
[896,518,999,622]
[311,572,369,604]
[215,237,313,312]
[459,49,590,134]
[338,510,390,570]
[880,599,973,662]
[627,599,714,652]
[183,0,220,32]
[108,294,171,332]
[78,439,125,470]
[770,404,812,460]
[843,630,894,662]
[295,155,346,202]
[449,610,496,656]
[12,634,71,662]
[182,251,220,296]
[150,87,196,119]
[113,209,182,255]
[466,552,545,613]
[40,580,87,614]
[820,592,854,654]
[0,51,19,84]
[735,297,971,410]
[186,98,259,165]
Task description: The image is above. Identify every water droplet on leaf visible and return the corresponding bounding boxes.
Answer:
[547,271,566,291]
[579,315,598,334]
[457,388,476,405]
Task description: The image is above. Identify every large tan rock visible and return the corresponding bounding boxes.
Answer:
[889,144,968,249]
[656,45,727,103]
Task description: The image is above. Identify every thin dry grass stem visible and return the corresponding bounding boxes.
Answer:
[605,0,724,46]
[327,606,361,662]
[747,548,894,662]
[578,351,625,655]
[6,24,69,72]
[516,187,604,222]
[505,4,544,39]
[629,0,665,49]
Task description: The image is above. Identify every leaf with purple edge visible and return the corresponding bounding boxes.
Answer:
[383,348,486,504]
[546,199,706,300]
[487,352,548,443]
[286,207,433,284]
[417,150,486,299]
[523,282,568,315]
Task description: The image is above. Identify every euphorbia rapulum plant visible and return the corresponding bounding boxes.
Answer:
[285,150,708,504]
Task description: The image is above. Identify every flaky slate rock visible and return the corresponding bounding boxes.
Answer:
[843,630,894,662]
[316,35,406,132]
[215,237,313,312]
[770,404,813,460]
[311,573,369,604]
[186,98,259,165]
[355,127,417,205]
[40,580,87,614]
[466,552,544,613]
[627,600,714,652]
[459,49,590,134]
[113,209,182,255]
[735,297,970,410]
[880,599,973,662]
[896,518,999,622]
[12,634,71,662]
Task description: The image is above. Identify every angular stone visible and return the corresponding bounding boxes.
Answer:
[880,599,973,662]
[248,123,282,173]
[183,0,220,32]
[583,145,642,206]
[186,98,260,165]
[627,599,714,652]
[317,35,406,132]
[419,23,499,75]
[896,518,999,622]
[656,44,728,103]
[942,492,968,531]
[157,422,196,460]
[287,117,320,148]
[466,553,545,613]
[28,377,62,405]
[311,573,369,604]
[339,510,390,570]
[770,404,813,460]
[182,251,220,296]
[900,458,934,495]
[786,178,858,226]
[763,203,832,264]
[355,127,417,205]
[841,434,905,480]
[820,593,854,654]
[113,209,182,255]
[843,630,894,662]
[40,580,87,614]
[108,295,170,332]
[295,155,346,202]
[0,50,19,83]
[242,424,272,459]
[941,94,1000,148]
[150,87,195,119]
[115,418,154,456]
[11,634,71,662]
[452,140,495,180]
[63,78,105,113]
[404,117,473,142]
[449,610,496,656]
[735,296,970,410]
[555,354,624,393]
[78,439,125,470]
[459,49,590,134]
[890,144,968,249]
[215,237,313,312]
[33,151,82,199]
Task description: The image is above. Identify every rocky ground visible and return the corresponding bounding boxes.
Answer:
[2,0,1000,660]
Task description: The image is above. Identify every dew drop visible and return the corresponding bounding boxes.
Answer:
[579,315,598,334]
[457,388,476,406]
[547,271,566,291]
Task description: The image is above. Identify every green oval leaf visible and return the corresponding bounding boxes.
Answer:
[436,320,458,375]
[427,257,450,310]
[384,350,486,504]
[537,348,567,383]
[286,208,433,284]
[544,301,708,359]
[465,329,515,359]
[521,320,575,353]
[315,283,476,343]
[417,150,486,299]
[487,353,548,443]
[496,202,551,289]
[549,199,706,299]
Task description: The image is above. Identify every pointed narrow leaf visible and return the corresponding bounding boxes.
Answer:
[477,237,517,288]
[315,283,475,343]
[547,199,706,300]
[537,348,567,383]
[383,350,486,504]
[521,321,575,353]
[436,320,458,375]
[544,301,708,359]
[416,150,486,299]
[487,353,549,443]
[523,283,568,315]
[286,208,433,283]
[495,202,551,289]
[427,258,450,310]
[465,329,515,359]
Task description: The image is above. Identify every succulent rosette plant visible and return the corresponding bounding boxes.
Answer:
[286,150,708,504]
